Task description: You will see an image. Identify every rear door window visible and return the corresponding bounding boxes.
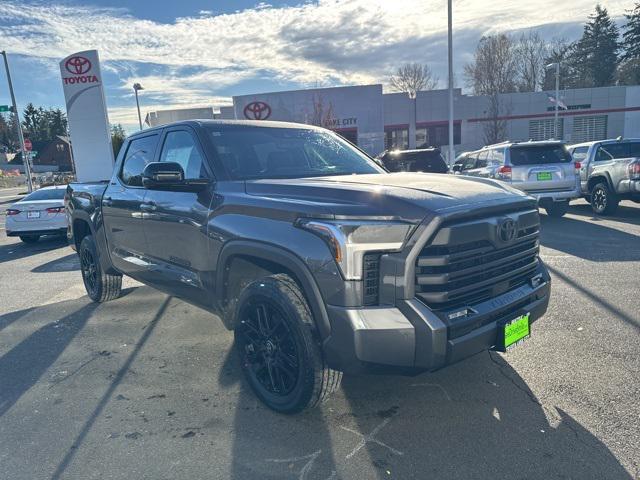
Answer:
[595,143,629,162]
[509,145,571,165]
[120,135,159,187]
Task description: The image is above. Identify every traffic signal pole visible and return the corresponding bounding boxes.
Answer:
[1,51,34,192]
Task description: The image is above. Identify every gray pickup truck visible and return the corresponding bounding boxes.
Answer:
[66,120,550,413]
[568,138,640,215]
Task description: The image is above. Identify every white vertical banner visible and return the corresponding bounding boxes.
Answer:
[60,50,114,182]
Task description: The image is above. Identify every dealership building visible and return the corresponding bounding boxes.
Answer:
[146,84,640,160]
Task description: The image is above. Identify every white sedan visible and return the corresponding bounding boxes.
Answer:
[5,185,68,243]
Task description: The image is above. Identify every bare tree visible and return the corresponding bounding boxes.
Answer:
[390,63,439,96]
[465,34,518,144]
[515,31,549,92]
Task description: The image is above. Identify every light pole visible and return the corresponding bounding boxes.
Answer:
[447,0,455,167]
[1,51,33,192]
[408,89,417,149]
[133,83,144,130]
[546,62,560,140]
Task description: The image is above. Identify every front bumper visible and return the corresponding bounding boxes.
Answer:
[323,261,551,374]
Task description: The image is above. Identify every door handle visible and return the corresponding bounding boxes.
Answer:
[102,196,113,206]
[140,202,157,211]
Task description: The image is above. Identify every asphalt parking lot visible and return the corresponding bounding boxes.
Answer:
[0,189,638,480]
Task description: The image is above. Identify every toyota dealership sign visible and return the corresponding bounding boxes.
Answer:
[60,50,114,182]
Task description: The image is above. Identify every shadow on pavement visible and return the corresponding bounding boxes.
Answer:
[336,351,632,479]
[547,264,639,333]
[50,296,172,480]
[0,301,98,417]
[0,235,68,264]
[223,347,632,479]
[539,214,640,262]
[569,201,640,226]
[0,307,36,333]
[31,252,79,273]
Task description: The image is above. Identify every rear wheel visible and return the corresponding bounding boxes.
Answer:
[234,274,342,414]
[590,182,619,215]
[544,200,570,218]
[79,235,122,302]
[19,235,40,244]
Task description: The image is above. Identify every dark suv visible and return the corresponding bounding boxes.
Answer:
[377,148,449,173]
[67,120,551,413]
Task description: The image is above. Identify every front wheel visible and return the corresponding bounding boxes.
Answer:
[544,200,570,218]
[590,182,619,215]
[234,274,342,414]
[79,235,122,302]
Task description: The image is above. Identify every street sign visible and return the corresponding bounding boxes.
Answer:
[24,139,32,151]
[0,105,10,112]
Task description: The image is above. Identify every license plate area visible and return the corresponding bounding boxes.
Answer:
[27,211,41,219]
[494,312,530,352]
[536,172,552,181]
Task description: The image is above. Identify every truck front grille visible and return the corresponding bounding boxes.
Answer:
[414,212,540,311]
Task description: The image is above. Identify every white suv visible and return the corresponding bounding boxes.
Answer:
[453,141,580,217]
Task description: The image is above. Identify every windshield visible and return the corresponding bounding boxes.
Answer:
[20,188,65,201]
[510,144,572,166]
[207,126,384,180]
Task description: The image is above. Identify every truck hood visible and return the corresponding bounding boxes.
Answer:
[245,172,532,223]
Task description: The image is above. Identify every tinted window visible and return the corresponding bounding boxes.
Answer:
[596,142,640,161]
[120,135,159,186]
[209,126,382,180]
[385,150,448,173]
[571,146,589,162]
[160,131,207,179]
[509,145,571,165]
[463,154,477,170]
[20,188,65,201]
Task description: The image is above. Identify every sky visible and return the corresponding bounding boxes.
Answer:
[0,0,633,132]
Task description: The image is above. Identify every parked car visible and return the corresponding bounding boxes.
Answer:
[67,120,550,413]
[567,138,640,215]
[452,141,580,217]
[5,185,68,243]
[377,148,449,173]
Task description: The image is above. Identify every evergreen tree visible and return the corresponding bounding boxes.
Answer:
[570,5,619,87]
[110,124,127,157]
[621,2,640,61]
[618,2,640,85]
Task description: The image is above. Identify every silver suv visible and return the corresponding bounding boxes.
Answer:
[453,141,580,217]
[568,138,640,215]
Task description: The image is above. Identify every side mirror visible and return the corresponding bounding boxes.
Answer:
[452,164,462,173]
[142,162,209,192]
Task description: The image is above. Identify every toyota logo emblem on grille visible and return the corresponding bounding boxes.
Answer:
[498,218,517,243]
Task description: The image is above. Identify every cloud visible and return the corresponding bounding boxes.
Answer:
[0,0,630,114]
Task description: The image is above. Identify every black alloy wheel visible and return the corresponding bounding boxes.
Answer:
[80,245,99,298]
[236,300,300,397]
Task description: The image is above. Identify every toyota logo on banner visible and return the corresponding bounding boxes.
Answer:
[244,101,271,120]
[65,56,92,75]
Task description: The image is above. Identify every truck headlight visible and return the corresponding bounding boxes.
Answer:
[296,219,414,280]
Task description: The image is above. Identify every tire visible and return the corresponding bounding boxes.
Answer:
[19,235,40,243]
[544,200,570,218]
[233,274,342,414]
[590,182,619,215]
[79,235,122,302]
